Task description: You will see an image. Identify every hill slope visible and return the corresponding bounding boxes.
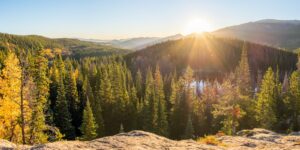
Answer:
[0,33,128,58]
[213,19,300,51]
[126,34,297,79]
[2,129,300,150]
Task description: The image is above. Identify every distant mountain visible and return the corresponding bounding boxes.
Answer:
[256,19,300,25]
[81,34,184,50]
[109,37,160,50]
[212,19,300,51]
[0,33,128,58]
[126,34,296,78]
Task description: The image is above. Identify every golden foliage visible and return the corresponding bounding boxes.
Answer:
[0,52,22,142]
[0,52,32,143]
[44,48,55,58]
[197,135,226,146]
[53,48,62,55]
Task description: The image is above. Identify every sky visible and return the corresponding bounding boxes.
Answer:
[1,0,300,39]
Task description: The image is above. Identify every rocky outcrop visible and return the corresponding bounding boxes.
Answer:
[2,129,300,150]
[219,128,300,149]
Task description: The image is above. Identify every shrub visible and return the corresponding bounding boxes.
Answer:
[197,135,225,146]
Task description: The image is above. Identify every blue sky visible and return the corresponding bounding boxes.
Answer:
[1,0,300,39]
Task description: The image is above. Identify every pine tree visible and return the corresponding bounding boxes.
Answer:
[284,71,300,130]
[274,68,284,130]
[182,66,195,130]
[119,65,131,132]
[165,73,176,120]
[282,72,289,93]
[142,67,155,132]
[234,43,255,129]
[154,65,168,136]
[236,42,251,95]
[98,68,111,136]
[92,98,105,137]
[169,77,177,115]
[82,77,95,111]
[49,61,59,125]
[125,85,138,131]
[170,66,195,139]
[54,74,75,139]
[112,65,124,133]
[55,54,66,78]
[30,47,49,144]
[65,66,80,135]
[170,77,184,139]
[49,55,75,139]
[99,68,112,105]
[135,69,143,99]
[86,66,106,137]
[104,63,125,135]
[136,98,144,130]
[80,99,98,140]
[255,67,277,129]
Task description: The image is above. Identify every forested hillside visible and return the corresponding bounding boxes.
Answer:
[126,34,297,80]
[0,33,128,59]
[213,19,300,51]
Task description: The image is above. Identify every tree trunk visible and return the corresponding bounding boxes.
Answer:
[21,72,25,144]
[20,52,26,144]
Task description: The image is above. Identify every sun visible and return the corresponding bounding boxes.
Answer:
[183,18,212,35]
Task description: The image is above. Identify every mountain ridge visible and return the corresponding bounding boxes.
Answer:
[80,34,184,50]
[212,19,300,51]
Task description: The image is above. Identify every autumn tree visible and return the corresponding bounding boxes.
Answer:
[0,52,23,143]
[19,49,35,144]
[213,78,245,135]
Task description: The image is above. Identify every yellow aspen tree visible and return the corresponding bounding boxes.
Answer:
[0,52,22,143]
